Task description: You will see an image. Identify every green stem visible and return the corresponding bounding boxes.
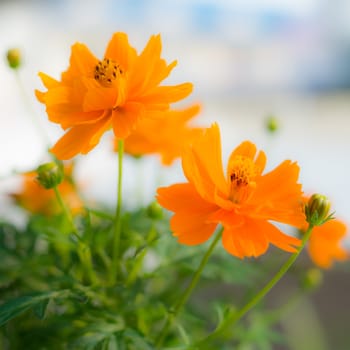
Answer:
[111,140,124,283]
[126,224,157,286]
[201,224,314,344]
[155,228,223,349]
[14,71,49,145]
[53,186,96,285]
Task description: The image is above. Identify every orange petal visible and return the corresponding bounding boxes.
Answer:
[182,123,228,203]
[157,183,218,245]
[222,218,300,258]
[138,83,193,106]
[83,83,118,111]
[104,32,137,70]
[50,117,111,159]
[248,160,305,227]
[157,183,218,214]
[38,72,60,89]
[62,43,98,81]
[171,213,217,245]
[308,220,348,269]
[112,102,144,139]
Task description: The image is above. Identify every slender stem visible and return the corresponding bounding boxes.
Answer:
[155,228,223,349]
[53,186,79,238]
[126,224,157,286]
[111,140,124,283]
[201,224,314,344]
[14,71,49,145]
[53,186,96,284]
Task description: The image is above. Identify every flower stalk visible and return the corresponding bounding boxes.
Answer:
[155,227,223,349]
[110,139,124,283]
[53,186,96,285]
[198,223,315,345]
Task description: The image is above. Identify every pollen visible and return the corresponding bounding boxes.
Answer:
[94,58,123,86]
[228,155,257,202]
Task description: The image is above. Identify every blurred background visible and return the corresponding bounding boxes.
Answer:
[0,0,350,348]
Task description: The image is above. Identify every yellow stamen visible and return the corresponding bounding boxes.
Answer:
[94,58,124,87]
[228,155,257,203]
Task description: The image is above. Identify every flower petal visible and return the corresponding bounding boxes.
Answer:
[308,220,348,268]
[112,102,144,139]
[157,183,218,245]
[62,43,98,81]
[222,218,300,258]
[104,32,137,70]
[83,82,118,111]
[247,160,305,227]
[182,123,228,203]
[50,117,111,159]
[137,83,193,107]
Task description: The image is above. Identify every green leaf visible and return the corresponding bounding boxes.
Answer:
[0,290,70,326]
[123,328,154,350]
[32,298,50,319]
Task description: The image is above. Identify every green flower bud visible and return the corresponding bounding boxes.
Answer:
[6,48,21,69]
[36,162,64,189]
[266,115,279,133]
[300,268,323,292]
[147,201,163,220]
[306,194,332,226]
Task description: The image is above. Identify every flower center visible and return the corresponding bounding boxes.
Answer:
[94,58,124,87]
[228,155,257,203]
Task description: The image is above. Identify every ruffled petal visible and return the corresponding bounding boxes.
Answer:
[157,183,218,245]
[62,43,98,81]
[129,34,176,96]
[83,84,117,111]
[112,102,144,139]
[222,218,300,258]
[182,123,228,203]
[104,32,137,71]
[247,160,305,227]
[308,220,348,268]
[50,117,111,159]
[136,83,193,107]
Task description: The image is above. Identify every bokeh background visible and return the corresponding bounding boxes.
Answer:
[1,0,349,349]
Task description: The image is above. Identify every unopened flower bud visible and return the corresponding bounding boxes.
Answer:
[300,268,323,292]
[6,48,21,69]
[147,201,163,220]
[36,162,64,189]
[306,194,332,226]
[266,115,279,133]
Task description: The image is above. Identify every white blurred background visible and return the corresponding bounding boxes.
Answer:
[1,0,350,221]
[1,1,350,349]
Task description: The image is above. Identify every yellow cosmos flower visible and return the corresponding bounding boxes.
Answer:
[36,32,193,159]
[11,164,82,216]
[157,123,305,259]
[116,104,204,165]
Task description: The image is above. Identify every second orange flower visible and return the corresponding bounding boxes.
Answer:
[157,124,306,259]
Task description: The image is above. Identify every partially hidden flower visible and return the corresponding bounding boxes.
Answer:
[307,219,348,269]
[157,123,305,259]
[36,32,193,159]
[115,104,204,165]
[11,163,82,216]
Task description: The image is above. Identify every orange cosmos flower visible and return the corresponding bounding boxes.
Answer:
[36,32,193,159]
[307,219,348,269]
[11,164,82,216]
[157,123,305,259]
[116,104,204,165]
